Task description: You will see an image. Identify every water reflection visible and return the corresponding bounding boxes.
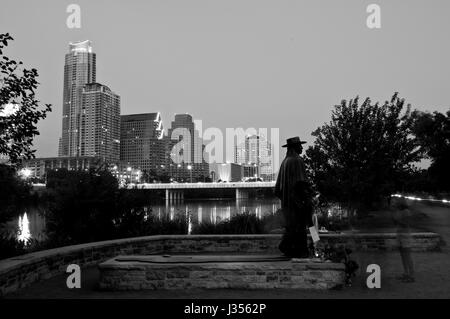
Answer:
[9,208,46,244]
[152,198,280,225]
[17,212,31,243]
[10,199,280,242]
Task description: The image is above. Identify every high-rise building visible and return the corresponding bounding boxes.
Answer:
[235,134,275,181]
[120,113,167,173]
[59,40,96,157]
[209,163,243,182]
[22,156,105,179]
[58,40,120,164]
[167,114,209,182]
[81,83,120,163]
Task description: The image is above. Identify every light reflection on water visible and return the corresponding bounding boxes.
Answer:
[9,208,46,244]
[17,212,31,243]
[11,199,280,241]
[151,198,280,226]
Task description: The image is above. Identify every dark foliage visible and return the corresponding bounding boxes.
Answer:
[0,235,27,259]
[304,93,421,216]
[113,208,188,237]
[314,242,359,286]
[43,169,120,246]
[0,164,31,224]
[0,33,51,166]
[411,110,450,191]
[192,212,267,234]
[41,169,190,247]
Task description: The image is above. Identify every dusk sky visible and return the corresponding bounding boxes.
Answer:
[1,0,449,161]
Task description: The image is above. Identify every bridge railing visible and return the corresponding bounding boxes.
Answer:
[124,181,276,190]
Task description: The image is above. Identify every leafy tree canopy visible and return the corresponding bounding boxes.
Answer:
[411,109,450,191]
[0,33,51,166]
[304,93,422,214]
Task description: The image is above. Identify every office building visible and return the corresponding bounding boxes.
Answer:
[167,114,209,182]
[209,163,243,182]
[81,83,120,163]
[22,156,106,179]
[235,134,275,181]
[120,112,167,173]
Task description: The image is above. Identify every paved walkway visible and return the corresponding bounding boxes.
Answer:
[5,202,450,299]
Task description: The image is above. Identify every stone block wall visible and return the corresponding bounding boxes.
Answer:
[98,258,346,290]
[0,232,442,296]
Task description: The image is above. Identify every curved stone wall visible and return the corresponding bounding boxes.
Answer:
[0,232,442,296]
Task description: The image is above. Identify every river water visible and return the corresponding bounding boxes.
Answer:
[8,198,281,243]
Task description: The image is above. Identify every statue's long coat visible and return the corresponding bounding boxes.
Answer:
[275,149,311,230]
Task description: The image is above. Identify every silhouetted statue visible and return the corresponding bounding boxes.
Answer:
[275,137,313,258]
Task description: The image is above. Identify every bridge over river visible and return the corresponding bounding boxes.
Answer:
[125,181,276,200]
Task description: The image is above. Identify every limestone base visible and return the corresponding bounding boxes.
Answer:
[98,255,346,290]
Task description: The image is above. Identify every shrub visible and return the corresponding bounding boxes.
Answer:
[0,235,27,259]
[113,209,188,237]
[192,212,265,234]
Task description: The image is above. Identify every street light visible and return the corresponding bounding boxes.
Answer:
[187,164,192,183]
[127,166,132,183]
[136,170,141,183]
[19,168,32,179]
[111,165,118,179]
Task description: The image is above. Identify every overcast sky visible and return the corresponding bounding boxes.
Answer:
[1,0,449,161]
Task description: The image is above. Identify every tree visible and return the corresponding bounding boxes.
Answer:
[44,169,120,245]
[0,33,51,166]
[43,168,158,246]
[304,93,422,216]
[411,110,450,191]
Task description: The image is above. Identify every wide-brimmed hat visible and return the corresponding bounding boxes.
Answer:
[282,136,307,147]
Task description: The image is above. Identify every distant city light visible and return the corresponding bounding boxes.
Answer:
[0,103,19,117]
[391,193,450,204]
[19,168,32,179]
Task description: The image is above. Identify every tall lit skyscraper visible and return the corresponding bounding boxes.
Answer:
[235,134,274,181]
[58,40,120,164]
[81,83,120,163]
[59,40,96,157]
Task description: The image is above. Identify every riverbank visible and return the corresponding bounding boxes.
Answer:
[3,201,449,298]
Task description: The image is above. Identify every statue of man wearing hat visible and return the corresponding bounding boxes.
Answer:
[275,136,313,258]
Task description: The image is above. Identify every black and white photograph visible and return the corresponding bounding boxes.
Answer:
[1,0,450,310]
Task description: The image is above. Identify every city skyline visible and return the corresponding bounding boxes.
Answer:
[2,1,450,302]
[1,0,450,164]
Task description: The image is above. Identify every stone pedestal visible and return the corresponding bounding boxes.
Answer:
[98,255,345,290]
